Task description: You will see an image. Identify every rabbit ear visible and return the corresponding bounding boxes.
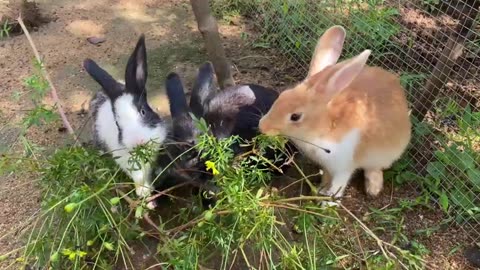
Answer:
[307,25,346,78]
[166,72,190,118]
[190,62,215,117]
[125,34,148,96]
[83,58,123,100]
[324,50,371,96]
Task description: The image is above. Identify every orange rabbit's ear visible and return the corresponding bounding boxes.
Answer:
[307,25,346,78]
[324,49,371,96]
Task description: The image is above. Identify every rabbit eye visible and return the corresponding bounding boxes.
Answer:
[140,109,146,116]
[290,113,302,122]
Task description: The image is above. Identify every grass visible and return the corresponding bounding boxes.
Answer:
[213,0,400,67]
[0,20,12,39]
[0,66,430,268]
[0,134,429,269]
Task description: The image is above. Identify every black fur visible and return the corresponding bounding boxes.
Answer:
[83,59,123,101]
[124,35,163,129]
[190,62,214,117]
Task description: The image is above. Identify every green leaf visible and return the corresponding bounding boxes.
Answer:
[76,251,87,258]
[439,192,449,212]
[256,188,264,199]
[103,242,114,251]
[426,161,446,180]
[68,253,76,261]
[87,240,94,246]
[61,249,73,256]
[50,252,59,262]
[110,197,121,205]
[467,169,480,189]
[457,151,475,171]
[450,189,475,211]
[282,2,289,15]
[204,210,214,221]
[295,40,301,48]
[135,205,143,219]
[0,254,8,262]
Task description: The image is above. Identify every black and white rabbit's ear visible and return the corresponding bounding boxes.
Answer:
[190,61,215,117]
[125,34,148,96]
[83,58,123,100]
[165,72,190,118]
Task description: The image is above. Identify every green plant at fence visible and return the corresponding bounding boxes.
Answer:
[0,119,429,269]
[425,101,480,222]
[213,0,400,66]
[387,100,480,225]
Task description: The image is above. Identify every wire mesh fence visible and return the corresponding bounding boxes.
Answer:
[213,0,480,241]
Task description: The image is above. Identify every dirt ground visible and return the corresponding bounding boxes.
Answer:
[0,0,478,269]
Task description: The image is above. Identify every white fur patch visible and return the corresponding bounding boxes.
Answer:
[293,129,361,197]
[293,129,360,174]
[136,61,144,83]
[208,85,256,113]
[114,94,167,148]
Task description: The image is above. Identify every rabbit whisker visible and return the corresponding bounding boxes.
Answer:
[283,135,330,154]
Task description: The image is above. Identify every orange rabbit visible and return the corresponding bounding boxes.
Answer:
[259,25,411,198]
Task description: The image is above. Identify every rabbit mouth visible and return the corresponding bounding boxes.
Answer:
[259,127,280,136]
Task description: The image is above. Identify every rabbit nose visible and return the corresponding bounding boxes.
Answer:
[259,119,278,136]
[258,118,269,133]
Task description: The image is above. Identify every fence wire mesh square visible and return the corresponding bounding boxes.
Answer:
[213,0,480,241]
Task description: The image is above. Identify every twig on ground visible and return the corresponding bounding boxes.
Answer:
[116,189,168,242]
[338,203,424,269]
[166,210,231,235]
[274,195,332,203]
[17,15,76,139]
[146,182,188,202]
[233,55,272,62]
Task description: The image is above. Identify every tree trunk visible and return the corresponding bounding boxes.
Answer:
[190,0,235,89]
[411,2,479,174]
[412,2,479,120]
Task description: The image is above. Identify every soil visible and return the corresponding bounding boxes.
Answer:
[0,0,478,269]
[1,0,52,36]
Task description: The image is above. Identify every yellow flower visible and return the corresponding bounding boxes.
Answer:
[205,161,219,175]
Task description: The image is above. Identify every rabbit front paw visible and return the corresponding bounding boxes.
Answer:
[318,188,341,207]
[320,200,340,207]
[135,183,152,198]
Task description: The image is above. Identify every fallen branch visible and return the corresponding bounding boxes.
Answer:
[17,15,76,139]
[165,209,231,235]
[339,203,426,269]
[116,189,168,242]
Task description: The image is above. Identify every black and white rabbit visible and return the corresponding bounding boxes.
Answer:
[84,34,168,198]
